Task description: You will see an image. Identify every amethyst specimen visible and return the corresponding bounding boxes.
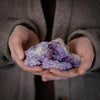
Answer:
[24,38,81,70]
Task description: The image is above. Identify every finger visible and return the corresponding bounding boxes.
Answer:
[49,68,79,78]
[29,69,49,75]
[10,47,18,61]
[9,42,18,61]
[78,54,94,75]
[29,71,42,76]
[10,40,25,61]
[78,60,93,75]
[13,43,25,60]
[42,73,66,81]
[16,60,43,72]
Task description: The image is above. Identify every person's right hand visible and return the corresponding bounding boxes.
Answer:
[9,25,48,75]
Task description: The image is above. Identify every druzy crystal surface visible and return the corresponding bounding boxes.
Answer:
[24,38,81,70]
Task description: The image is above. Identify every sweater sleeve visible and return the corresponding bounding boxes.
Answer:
[0,18,39,67]
[67,29,100,71]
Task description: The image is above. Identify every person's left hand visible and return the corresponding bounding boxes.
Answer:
[41,36,94,81]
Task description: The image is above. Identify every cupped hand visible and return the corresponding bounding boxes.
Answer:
[42,36,94,81]
[9,25,48,75]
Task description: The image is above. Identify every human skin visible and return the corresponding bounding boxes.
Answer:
[41,36,94,81]
[9,25,49,75]
[9,26,94,80]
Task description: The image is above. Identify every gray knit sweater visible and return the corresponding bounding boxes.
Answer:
[0,0,100,100]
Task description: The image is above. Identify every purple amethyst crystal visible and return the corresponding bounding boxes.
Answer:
[24,38,81,70]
